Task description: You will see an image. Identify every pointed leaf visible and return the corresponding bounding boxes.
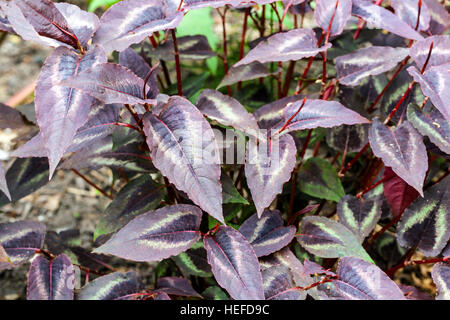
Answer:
[0,162,10,201]
[351,0,423,41]
[407,64,450,123]
[297,216,373,262]
[314,0,352,37]
[334,256,405,299]
[95,175,165,240]
[221,171,248,205]
[422,0,450,35]
[262,265,303,300]
[217,62,276,89]
[240,210,296,257]
[202,286,229,300]
[148,35,216,61]
[27,254,74,300]
[397,176,450,256]
[156,277,201,297]
[432,263,450,300]
[337,195,381,243]
[245,134,297,216]
[0,103,27,129]
[326,124,369,153]
[298,157,345,202]
[407,104,450,155]
[35,45,107,178]
[0,221,46,270]
[94,204,203,262]
[234,28,331,67]
[143,96,223,223]
[92,0,183,53]
[336,46,409,86]
[172,241,212,277]
[77,271,142,300]
[204,226,265,300]
[391,0,431,31]
[254,95,305,130]
[61,62,156,106]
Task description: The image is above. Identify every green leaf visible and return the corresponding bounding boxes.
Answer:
[172,242,212,277]
[221,171,249,205]
[297,157,345,202]
[202,286,229,300]
[88,0,120,12]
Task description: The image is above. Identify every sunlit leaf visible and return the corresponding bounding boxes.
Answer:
[314,0,351,37]
[422,0,450,35]
[217,62,276,89]
[391,0,431,31]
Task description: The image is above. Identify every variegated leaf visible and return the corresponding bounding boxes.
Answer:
[94,204,203,262]
[423,0,450,35]
[35,45,107,178]
[334,256,405,300]
[337,195,381,243]
[196,89,261,138]
[407,64,450,123]
[156,277,201,297]
[143,96,223,223]
[297,216,373,262]
[92,0,183,53]
[335,46,409,86]
[0,6,15,33]
[432,263,450,300]
[326,124,369,153]
[0,162,10,201]
[351,0,423,41]
[410,36,450,72]
[254,95,305,130]
[391,0,431,31]
[262,265,303,300]
[0,220,46,270]
[204,226,265,300]
[202,286,229,300]
[369,118,428,196]
[77,271,142,300]
[183,0,242,10]
[314,0,352,37]
[397,176,450,257]
[239,210,296,257]
[27,254,74,300]
[172,241,212,277]
[245,134,297,216]
[217,62,276,89]
[234,28,331,67]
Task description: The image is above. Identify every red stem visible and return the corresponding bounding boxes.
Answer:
[357,170,395,198]
[339,142,370,176]
[171,29,183,96]
[277,97,307,134]
[71,169,113,199]
[237,8,250,90]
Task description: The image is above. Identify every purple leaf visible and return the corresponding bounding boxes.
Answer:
[196,89,261,138]
[77,271,142,300]
[391,0,431,31]
[336,46,409,86]
[397,176,449,257]
[337,195,381,243]
[398,284,433,300]
[0,220,46,270]
[172,241,212,277]
[234,28,331,67]
[183,0,242,10]
[314,0,352,37]
[156,277,201,297]
[383,167,419,218]
[239,210,296,257]
[245,134,297,216]
[61,63,156,106]
[326,124,369,153]
[152,292,171,300]
[254,95,305,130]
[422,0,450,35]
[143,96,223,223]
[271,99,370,136]
[35,45,107,178]
[334,256,405,300]
[204,226,265,300]
[303,260,336,277]
[0,103,27,129]
[410,36,450,72]
[407,64,450,123]
[147,35,216,61]
[0,6,15,33]
[54,2,99,47]
[432,263,450,300]
[351,0,424,41]
[262,265,303,300]
[369,118,428,196]
[27,254,74,300]
[0,162,10,201]
[92,0,183,53]
[94,204,203,262]
[217,62,276,89]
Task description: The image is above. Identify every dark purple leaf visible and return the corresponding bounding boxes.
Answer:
[326,124,369,153]
[202,286,228,300]
[61,63,156,106]
[0,220,45,270]
[397,176,449,257]
[147,35,216,61]
[423,0,450,35]
[410,36,450,72]
[351,0,424,41]
[391,0,431,31]
[432,263,450,300]
[217,62,276,89]
[35,45,107,178]
[152,291,171,300]
[407,64,450,123]
[27,254,74,300]
[262,265,303,300]
[204,226,265,300]
[143,96,223,223]
[398,284,433,300]
[369,118,428,196]
[245,134,297,216]
[92,0,183,53]
[94,204,203,262]
[77,271,142,300]
[253,95,305,130]
[0,163,10,201]
[196,89,260,138]
[303,260,336,277]
[156,277,201,297]
[314,0,351,37]
[0,103,27,129]
[239,210,296,257]
[337,195,381,243]
[383,167,420,218]
[336,46,409,86]
[334,256,405,299]
[234,28,331,67]
[172,241,212,277]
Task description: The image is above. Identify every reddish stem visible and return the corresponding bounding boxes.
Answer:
[237,8,250,90]
[357,170,395,198]
[277,97,307,134]
[339,142,370,176]
[171,29,183,96]
[71,169,113,199]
